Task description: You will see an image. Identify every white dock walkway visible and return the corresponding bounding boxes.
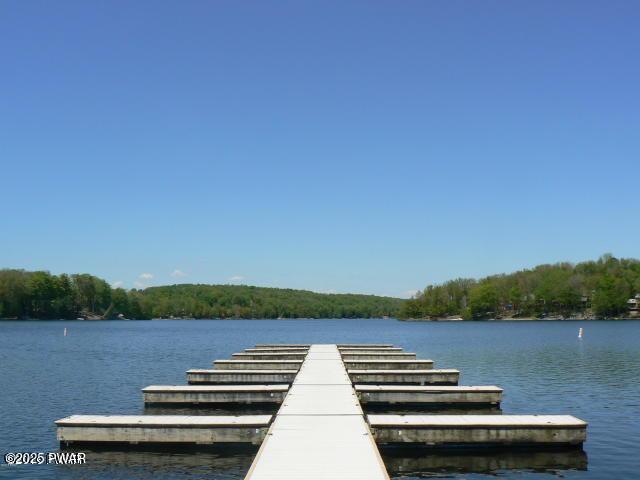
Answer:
[245,344,389,480]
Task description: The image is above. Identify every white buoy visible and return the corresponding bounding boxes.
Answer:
[64,328,67,336]
[578,327,583,338]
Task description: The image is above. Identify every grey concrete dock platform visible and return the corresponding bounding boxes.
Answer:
[369,415,587,446]
[245,347,309,353]
[143,385,289,404]
[232,352,307,360]
[255,344,310,347]
[349,369,459,385]
[344,359,434,370]
[337,343,394,348]
[56,415,272,446]
[355,385,502,406]
[339,348,405,354]
[341,350,416,361]
[187,369,298,384]
[213,360,303,370]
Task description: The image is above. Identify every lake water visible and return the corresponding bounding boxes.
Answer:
[1,319,639,479]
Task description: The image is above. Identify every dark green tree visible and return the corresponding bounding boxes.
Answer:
[468,283,499,319]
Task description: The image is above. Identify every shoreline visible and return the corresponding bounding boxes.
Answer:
[2,316,639,322]
[399,316,639,322]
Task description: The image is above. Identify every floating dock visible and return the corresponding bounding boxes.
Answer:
[341,353,418,360]
[356,385,502,406]
[349,369,459,385]
[55,343,587,478]
[187,369,298,384]
[56,415,272,446]
[143,385,289,405]
[369,415,587,446]
[339,347,404,353]
[213,360,303,370]
[245,347,309,353]
[232,352,308,360]
[344,359,433,370]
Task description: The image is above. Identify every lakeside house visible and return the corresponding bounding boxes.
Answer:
[628,294,640,313]
[581,295,591,309]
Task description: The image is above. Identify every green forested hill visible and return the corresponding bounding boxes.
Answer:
[139,284,401,319]
[3,254,638,321]
[0,269,402,320]
[401,254,640,319]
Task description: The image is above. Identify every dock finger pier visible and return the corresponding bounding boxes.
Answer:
[56,343,587,479]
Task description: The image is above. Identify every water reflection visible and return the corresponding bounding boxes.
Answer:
[382,447,588,478]
[58,448,255,480]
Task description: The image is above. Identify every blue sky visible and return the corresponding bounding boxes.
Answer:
[1,1,638,297]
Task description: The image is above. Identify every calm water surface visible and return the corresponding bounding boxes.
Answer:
[1,319,639,479]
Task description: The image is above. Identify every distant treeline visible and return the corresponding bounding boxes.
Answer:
[401,255,640,320]
[0,269,402,320]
